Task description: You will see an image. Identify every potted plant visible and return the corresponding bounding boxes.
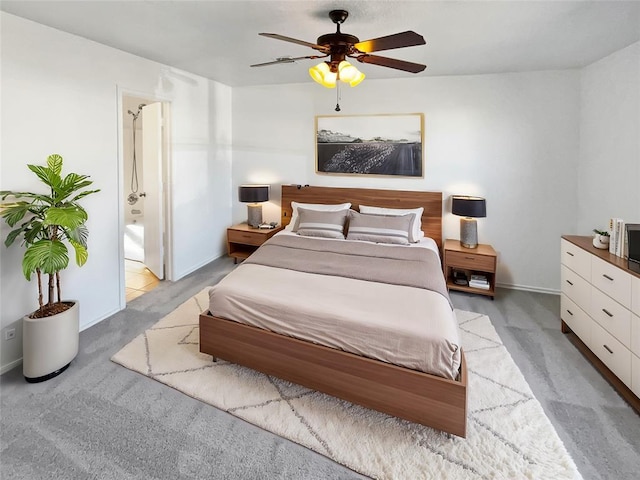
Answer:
[0,154,99,382]
[592,228,610,250]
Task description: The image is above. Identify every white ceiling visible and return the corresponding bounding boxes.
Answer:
[2,1,639,87]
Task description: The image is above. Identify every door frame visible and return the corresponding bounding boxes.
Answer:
[117,86,174,309]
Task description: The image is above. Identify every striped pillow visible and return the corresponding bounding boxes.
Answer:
[346,210,412,245]
[359,205,424,243]
[296,208,348,239]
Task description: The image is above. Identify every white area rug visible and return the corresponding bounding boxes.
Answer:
[112,288,581,480]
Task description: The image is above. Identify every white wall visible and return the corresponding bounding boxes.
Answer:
[578,41,640,233]
[0,13,232,372]
[233,71,581,292]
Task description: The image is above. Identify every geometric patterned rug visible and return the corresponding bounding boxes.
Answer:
[111,288,582,480]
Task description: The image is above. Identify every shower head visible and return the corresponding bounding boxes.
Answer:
[127,110,135,115]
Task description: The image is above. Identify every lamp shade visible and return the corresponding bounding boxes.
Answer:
[452,196,486,218]
[239,185,269,203]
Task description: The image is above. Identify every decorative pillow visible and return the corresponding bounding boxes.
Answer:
[289,201,351,232]
[346,210,412,245]
[358,205,424,243]
[296,208,348,239]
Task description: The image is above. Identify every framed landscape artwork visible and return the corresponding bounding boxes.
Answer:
[315,113,424,177]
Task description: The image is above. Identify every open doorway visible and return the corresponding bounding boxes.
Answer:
[121,94,168,302]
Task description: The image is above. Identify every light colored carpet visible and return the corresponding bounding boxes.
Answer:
[112,288,582,480]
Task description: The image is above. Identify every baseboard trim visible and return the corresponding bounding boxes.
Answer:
[496,282,560,295]
[173,251,225,281]
[1,357,23,375]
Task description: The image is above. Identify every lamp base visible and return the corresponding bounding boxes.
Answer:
[460,217,478,248]
[247,204,263,228]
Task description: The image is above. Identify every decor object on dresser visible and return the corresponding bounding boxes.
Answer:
[239,184,269,227]
[112,289,581,480]
[443,239,497,298]
[451,195,486,249]
[316,114,424,177]
[0,153,100,382]
[560,235,640,413]
[593,229,610,249]
[627,224,640,274]
[226,223,283,264]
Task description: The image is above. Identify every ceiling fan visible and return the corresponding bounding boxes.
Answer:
[250,9,427,82]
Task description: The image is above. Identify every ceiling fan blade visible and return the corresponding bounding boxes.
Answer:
[354,31,425,53]
[355,54,426,73]
[250,55,325,67]
[259,33,329,53]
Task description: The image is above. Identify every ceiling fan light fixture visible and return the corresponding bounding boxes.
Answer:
[309,61,365,88]
[309,61,337,88]
[338,61,365,87]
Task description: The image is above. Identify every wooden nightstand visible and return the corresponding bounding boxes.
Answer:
[227,224,284,263]
[443,239,497,298]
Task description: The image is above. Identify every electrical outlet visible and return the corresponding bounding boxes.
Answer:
[4,328,16,341]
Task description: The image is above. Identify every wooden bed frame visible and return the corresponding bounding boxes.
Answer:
[200,185,468,437]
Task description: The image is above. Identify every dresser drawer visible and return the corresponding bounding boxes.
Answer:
[445,250,495,272]
[590,286,631,348]
[592,256,632,309]
[632,354,640,398]
[591,321,631,387]
[227,229,265,246]
[561,294,591,346]
[632,275,640,316]
[632,313,640,357]
[561,239,591,280]
[561,265,590,308]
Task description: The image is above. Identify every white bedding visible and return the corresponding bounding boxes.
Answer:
[208,234,461,379]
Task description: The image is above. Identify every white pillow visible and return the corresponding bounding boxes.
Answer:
[288,201,351,232]
[358,205,424,243]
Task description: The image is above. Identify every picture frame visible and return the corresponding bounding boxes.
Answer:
[315,113,424,177]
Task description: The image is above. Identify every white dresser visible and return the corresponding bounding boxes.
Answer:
[561,235,640,409]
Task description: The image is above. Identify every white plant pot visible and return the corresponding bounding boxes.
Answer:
[23,301,79,382]
[593,235,610,250]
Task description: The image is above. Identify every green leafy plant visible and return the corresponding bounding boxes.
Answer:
[0,154,100,318]
[593,229,610,237]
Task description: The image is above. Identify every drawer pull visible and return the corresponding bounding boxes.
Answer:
[464,256,475,260]
[602,274,614,281]
[565,280,574,286]
[566,251,574,257]
[566,309,573,316]
[603,345,614,354]
[602,308,613,317]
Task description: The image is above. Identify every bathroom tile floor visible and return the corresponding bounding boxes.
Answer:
[125,259,160,302]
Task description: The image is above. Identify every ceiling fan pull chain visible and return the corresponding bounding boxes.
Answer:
[335,78,341,112]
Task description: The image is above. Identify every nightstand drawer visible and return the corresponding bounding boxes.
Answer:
[228,229,264,246]
[445,251,495,272]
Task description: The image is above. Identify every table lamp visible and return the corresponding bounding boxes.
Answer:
[452,196,486,248]
[239,185,270,227]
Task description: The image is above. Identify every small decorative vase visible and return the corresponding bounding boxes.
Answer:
[593,235,610,249]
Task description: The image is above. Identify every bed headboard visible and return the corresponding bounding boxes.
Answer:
[280,185,443,249]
